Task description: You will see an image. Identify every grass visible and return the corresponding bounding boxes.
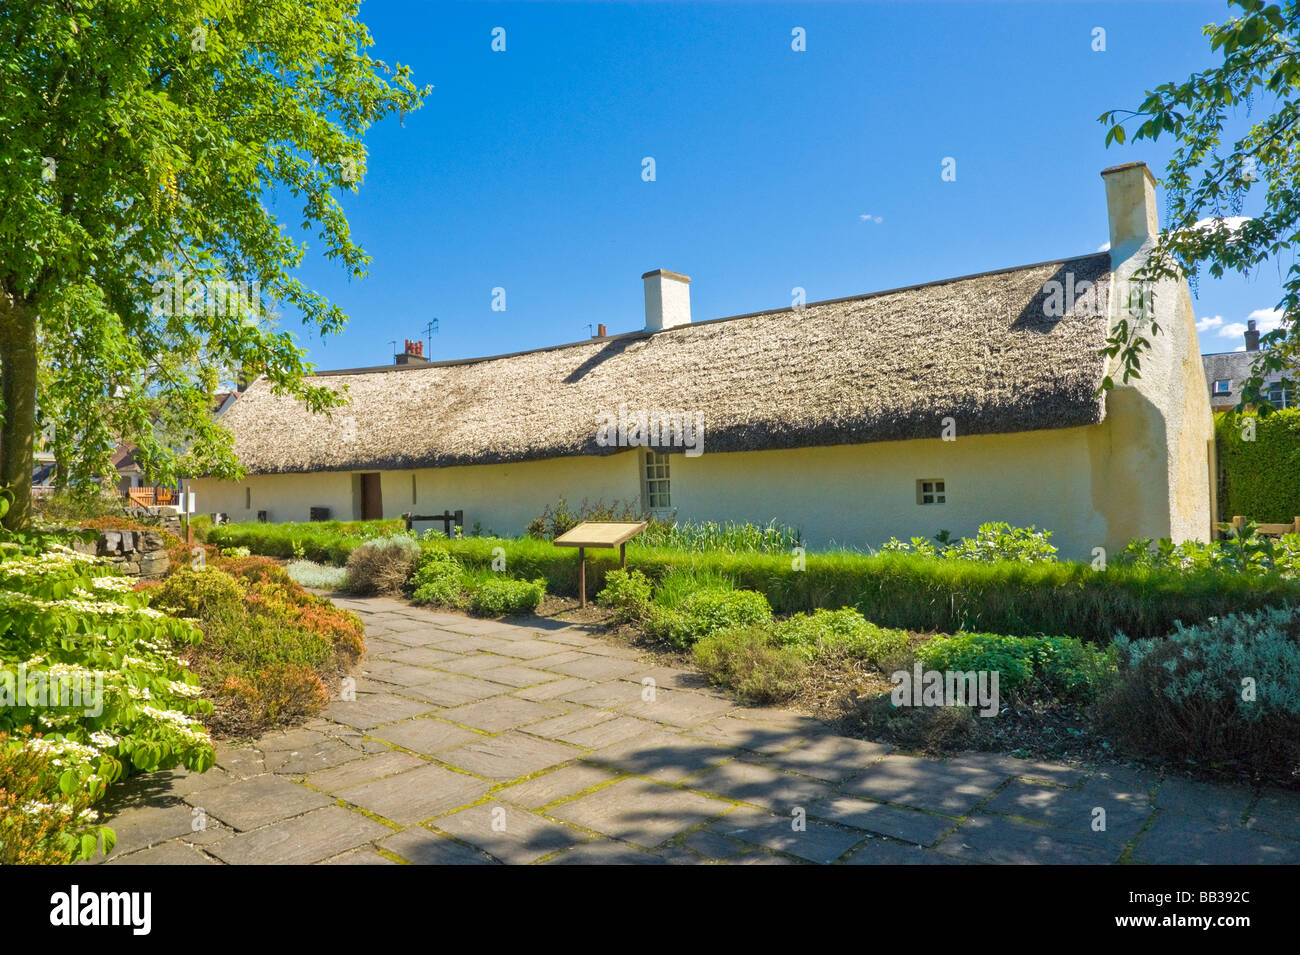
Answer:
[202,518,404,563]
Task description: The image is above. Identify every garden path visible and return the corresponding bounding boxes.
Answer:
[92,596,1300,865]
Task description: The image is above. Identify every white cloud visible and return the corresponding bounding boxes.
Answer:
[1096,241,1110,252]
[1192,215,1251,233]
[1196,315,1223,332]
[1247,307,1284,332]
[1234,345,1246,352]
[1220,322,1248,338]
[858,214,883,224]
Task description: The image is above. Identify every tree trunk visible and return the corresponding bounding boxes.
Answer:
[0,286,38,530]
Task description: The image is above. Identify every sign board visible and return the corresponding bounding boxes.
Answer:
[553,521,648,549]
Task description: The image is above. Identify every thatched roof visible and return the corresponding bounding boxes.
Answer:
[220,253,1112,474]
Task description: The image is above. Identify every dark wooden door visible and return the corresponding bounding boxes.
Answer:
[360,473,383,520]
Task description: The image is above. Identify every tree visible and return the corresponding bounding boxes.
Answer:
[1098,0,1300,406]
[0,1,428,528]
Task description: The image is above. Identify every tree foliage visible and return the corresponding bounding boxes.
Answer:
[1098,0,1300,404]
[0,0,428,527]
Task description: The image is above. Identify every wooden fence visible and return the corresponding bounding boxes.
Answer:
[1228,515,1300,537]
[126,487,176,507]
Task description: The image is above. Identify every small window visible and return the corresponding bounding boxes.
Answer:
[642,451,671,511]
[412,474,418,505]
[245,487,252,509]
[1213,379,1232,396]
[1267,382,1293,409]
[917,479,946,505]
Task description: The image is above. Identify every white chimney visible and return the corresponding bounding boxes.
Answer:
[642,269,691,331]
[1101,162,1159,264]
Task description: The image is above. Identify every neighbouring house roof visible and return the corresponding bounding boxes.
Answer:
[1201,350,1287,409]
[217,253,1114,475]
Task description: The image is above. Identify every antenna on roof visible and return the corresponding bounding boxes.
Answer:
[423,318,438,358]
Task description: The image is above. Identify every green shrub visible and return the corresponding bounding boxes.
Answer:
[1215,409,1300,524]
[470,576,546,616]
[915,631,1114,701]
[652,588,772,647]
[771,608,910,668]
[285,560,348,590]
[344,534,421,596]
[410,548,469,608]
[152,566,244,618]
[879,522,1058,563]
[693,627,808,704]
[435,536,1300,643]
[1101,606,1300,778]
[596,568,653,620]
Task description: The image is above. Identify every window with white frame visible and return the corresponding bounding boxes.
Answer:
[1267,382,1293,409]
[642,450,671,511]
[1213,379,1232,396]
[916,479,945,505]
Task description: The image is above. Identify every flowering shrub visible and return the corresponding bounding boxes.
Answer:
[0,732,113,864]
[0,538,215,862]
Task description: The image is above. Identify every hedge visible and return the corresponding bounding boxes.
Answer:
[437,537,1300,643]
[1215,409,1300,523]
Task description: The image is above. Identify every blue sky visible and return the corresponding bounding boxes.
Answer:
[276,0,1282,371]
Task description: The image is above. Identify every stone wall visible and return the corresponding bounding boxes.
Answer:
[70,528,171,578]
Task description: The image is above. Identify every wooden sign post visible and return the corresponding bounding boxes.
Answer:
[552,521,648,608]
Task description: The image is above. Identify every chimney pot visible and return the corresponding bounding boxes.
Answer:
[1100,162,1159,264]
[395,338,429,365]
[596,323,608,338]
[642,269,692,331]
[1245,319,1261,352]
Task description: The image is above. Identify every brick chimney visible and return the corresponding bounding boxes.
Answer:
[594,323,608,338]
[1245,319,1260,352]
[395,339,429,366]
[643,269,691,332]
[1101,162,1159,265]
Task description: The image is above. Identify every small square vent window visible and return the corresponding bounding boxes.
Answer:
[1213,379,1231,395]
[917,479,946,505]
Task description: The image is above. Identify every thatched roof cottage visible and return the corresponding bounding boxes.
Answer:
[192,163,1215,559]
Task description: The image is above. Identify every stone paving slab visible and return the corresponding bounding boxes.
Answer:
[711,805,864,864]
[434,731,580,781]
[430,801,588,863]
[547,777,734,848]
[435,696,569,733]
[97,595,1300,866]
[935,813,1123,865]
[841,754,1009,815]
[496,763,622,809]
[196,774,333,831]
[810,795,959,846]
[369,717,485,755]
[335,762,492,825]
[207,806,393,865]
